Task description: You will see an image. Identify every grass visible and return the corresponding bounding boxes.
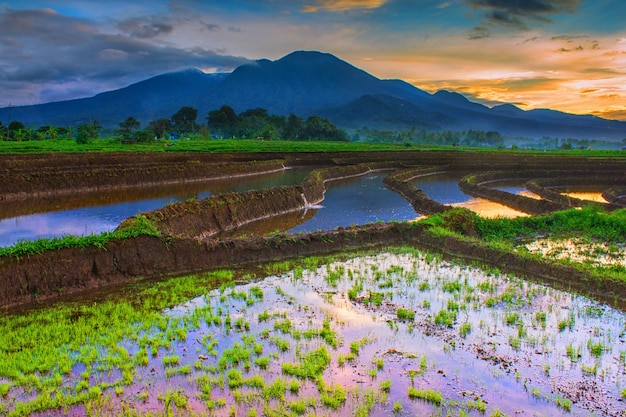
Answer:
[281,346,331,380]
[407,387,443,405]
[397,307,416,322]
[423,206,626,288]
[0,137,424,155]
[0,214,160,258]
[2,245,622,416]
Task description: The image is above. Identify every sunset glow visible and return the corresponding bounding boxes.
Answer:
[1,0,624,120]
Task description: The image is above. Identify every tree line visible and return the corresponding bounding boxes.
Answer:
[1,105,349,143]
[354,127,505,147]
[118,105,348,142]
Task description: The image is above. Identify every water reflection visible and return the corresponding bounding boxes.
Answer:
[0,168,310,247]
[412,173,470,204]
[414,173,529,218]
[288,173,419,233]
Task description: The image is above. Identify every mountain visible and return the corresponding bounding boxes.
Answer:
[1,50,624,140]
[2,69,227,128]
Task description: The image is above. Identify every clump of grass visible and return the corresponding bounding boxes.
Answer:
[320,384,347,410]
[434,309,457,326]
[459,322,472,337]
[407,387,442,405]
[556,395,572,411]
[162,355,180,367]
[281,346,330,380]
[397,308,415,322]
[380,379,391,392]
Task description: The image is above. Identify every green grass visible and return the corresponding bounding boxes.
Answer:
[423,206,626,284]
[407,387,443,405]
[281,346,330,380]
[0,137,420,155]
[397,308,416,322]
[0,214,160,258]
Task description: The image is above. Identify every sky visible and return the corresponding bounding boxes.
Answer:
[1,0,625,120]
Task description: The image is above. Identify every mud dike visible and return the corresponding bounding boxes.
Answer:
[0,150,624,309]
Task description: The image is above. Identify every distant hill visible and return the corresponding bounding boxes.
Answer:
[1,50,624,140]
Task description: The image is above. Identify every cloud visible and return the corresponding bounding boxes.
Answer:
[464,0,581,30]
[0,6,250,105]
[591,109,626,121]
[469,26,490,39]
[302,0,389,13]
[117,17,174,38]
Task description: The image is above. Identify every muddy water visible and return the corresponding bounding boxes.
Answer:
[0,168,310,247]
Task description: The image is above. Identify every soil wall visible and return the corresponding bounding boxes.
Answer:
[526,173,626,210]
[383,168,452,215]
[458,170,567,214]
[127,162,391,238]
[3,223,624,311]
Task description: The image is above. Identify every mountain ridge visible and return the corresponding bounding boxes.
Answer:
[0,50,624,140]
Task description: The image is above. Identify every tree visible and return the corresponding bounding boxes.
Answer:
[207,105,238,137]
[284,114,303,140]
[172,106,198,133]
[147,118,173,138]
[117,117,140,140]
[7,121,24,139]
[75,120,101,144]
[301,116,348,141]
[133,130,153,143]
[45,125,58,140]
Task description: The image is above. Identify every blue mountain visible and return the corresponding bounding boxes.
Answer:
[1,50,624,140]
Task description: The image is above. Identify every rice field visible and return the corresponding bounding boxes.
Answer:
[1,248,625,416]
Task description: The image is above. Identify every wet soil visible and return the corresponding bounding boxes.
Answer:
[0,150,625,310]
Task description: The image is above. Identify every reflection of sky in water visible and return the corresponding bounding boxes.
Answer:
[289,173,418,233]
[0,197,182,247]
[413,175,470,204]
[494,185,526,194]
[0,169,310,247]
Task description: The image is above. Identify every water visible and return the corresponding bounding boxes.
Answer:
[288,173,419,233]
[0,168,310,247]
[414,174,529,218]
[412,173,471,204]
[7,250,622,416]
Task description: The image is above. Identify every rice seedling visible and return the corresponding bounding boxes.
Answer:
[281,346,330,380]
[407,387,443,405]
[397,308,415,322]
[263,378,287,400]
[320,383,347,410]
[459,322,472,337]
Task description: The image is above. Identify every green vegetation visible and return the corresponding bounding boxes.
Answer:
[424,206,626,282]
[396,307,415,322]
[407,387,443,405]
[0,214,160,258]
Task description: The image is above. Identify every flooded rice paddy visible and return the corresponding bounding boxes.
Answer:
[0,168,310,247]
[2,249,625,416]
[288,173,419,233]
[415,174,529,219]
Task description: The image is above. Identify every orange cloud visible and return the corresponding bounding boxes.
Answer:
[302,0,389,12]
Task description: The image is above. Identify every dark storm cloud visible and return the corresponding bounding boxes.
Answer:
[0,7,250,104]
[464,0,580,30]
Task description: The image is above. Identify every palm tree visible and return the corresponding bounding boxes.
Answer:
[45,125,58,140]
